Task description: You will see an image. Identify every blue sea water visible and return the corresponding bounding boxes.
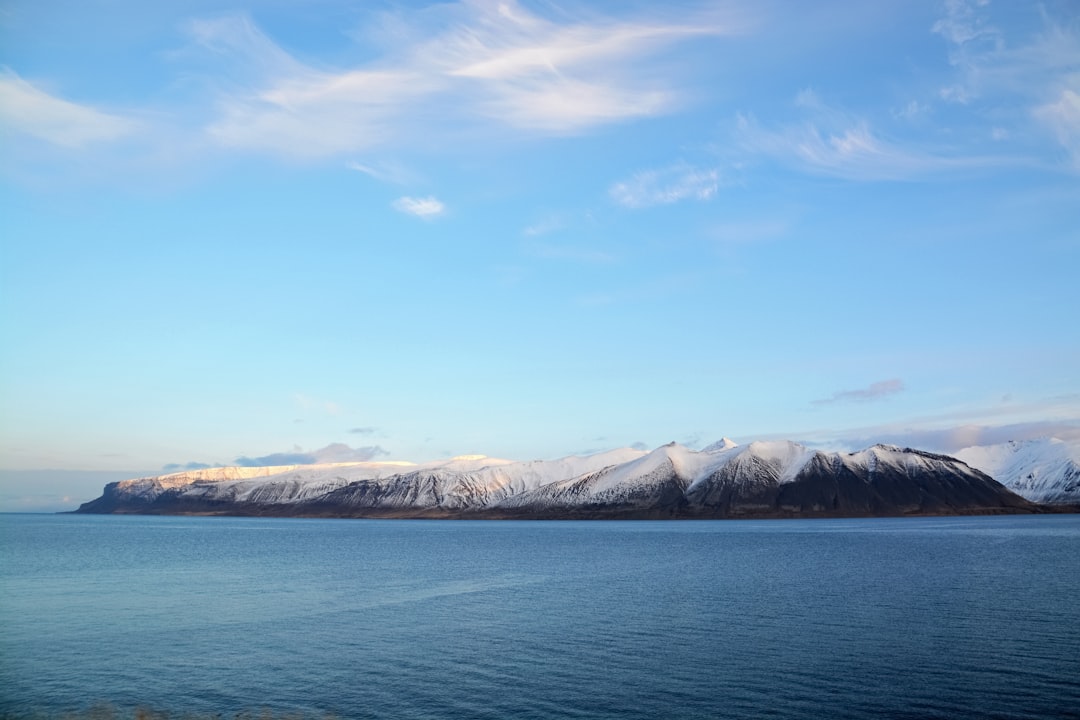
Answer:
[1,514,1078,719]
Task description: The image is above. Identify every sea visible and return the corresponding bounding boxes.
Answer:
[1,513,1078,720]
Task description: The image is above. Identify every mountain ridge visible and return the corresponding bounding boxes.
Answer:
[75,438,1078,519]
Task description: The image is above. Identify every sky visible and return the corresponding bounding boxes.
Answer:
[1,0,1078,511]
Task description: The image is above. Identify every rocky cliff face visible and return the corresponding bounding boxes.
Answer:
[76,440,1041,518]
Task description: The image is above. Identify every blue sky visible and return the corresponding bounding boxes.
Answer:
[1,0,1078,509]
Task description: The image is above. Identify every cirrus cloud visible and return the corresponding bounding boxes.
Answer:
[0,68,139,148]
[194,2,747,158]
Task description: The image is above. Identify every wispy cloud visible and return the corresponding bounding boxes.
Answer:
[738,3,1080,185]
[736,110,984,181]
[931,0,1000,103]
[932,1,1080,102]
[0,68,138,147]
[609,164,719,208]
[235,443,389,467]
[932,0,999,52]
[415,2,743,133]
[930,1,1080,170]
[193,2,745,157]
[814,379,905,406]
[189,15,437,157]
[162,443,390,471]
[393,195,445,218]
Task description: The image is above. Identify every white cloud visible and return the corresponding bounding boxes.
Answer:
[609,164,719,208]
[0,68,138,147]
[207,67,432,157]
[432,7,729,132]
[393,195,445,218]
[193,2,745,157]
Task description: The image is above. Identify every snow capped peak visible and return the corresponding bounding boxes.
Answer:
[701,437,738,453]
[731,440,817,484]
[578,442,715,494]
[632,442,690,470]
[955,436,1080,504]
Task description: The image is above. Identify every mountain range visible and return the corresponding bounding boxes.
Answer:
[75,437,1080,519]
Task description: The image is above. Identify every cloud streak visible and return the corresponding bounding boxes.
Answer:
[0,68,138,147]
[814,379,905,406]
[735,111,990,181]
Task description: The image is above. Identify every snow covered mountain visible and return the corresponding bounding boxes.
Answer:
[76,439,1040,518]
[955,438,1080,504]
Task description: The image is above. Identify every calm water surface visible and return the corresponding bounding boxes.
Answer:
[1,514,1078,719]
